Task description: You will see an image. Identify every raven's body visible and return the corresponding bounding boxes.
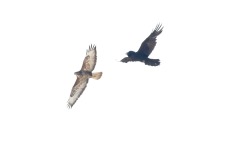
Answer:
[121,24,163,66]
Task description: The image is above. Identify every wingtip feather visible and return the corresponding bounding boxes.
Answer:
[67,102,73,109]
[153,23,164,33]
[87,44,96,53]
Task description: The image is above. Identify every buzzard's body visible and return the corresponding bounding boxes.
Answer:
[67,45,102,108]
[121,24,163,66]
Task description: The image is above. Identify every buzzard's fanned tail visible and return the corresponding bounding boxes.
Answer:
[144,58,160,66]
[92,72,102,80]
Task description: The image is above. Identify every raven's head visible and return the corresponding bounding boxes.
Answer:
[126,51,136,58]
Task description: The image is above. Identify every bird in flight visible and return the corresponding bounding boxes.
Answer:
[121,24,163,66]
[67,45,102,108]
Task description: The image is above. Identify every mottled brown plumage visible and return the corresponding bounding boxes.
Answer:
[67,45,102,108]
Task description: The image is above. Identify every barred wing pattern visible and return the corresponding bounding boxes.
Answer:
[81,45,97,72]
[67,44,100,108]
[67,75,89,108]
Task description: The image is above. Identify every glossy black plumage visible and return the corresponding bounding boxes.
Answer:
[121,24,163,66]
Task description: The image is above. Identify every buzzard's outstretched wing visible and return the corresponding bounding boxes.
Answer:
[67,75,89,108]
[81,44,97,72]
[137,24,163,57]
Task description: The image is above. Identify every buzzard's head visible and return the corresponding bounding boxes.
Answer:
[74,71,81,75]
[127,51,136,58]
[74,70,92,77]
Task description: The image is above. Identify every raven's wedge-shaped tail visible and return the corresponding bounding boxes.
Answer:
[144,58,160,66]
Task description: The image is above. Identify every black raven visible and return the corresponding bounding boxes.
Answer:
[121,24,163,66]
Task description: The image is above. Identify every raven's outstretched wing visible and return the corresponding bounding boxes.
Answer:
[137,24,163,57]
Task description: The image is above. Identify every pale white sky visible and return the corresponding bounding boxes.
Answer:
[0,0,240,160]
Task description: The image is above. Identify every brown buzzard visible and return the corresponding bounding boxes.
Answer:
[121,24,163,66]
[67,45,102,108]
